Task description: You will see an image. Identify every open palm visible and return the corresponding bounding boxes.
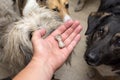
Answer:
[32,20,82,72]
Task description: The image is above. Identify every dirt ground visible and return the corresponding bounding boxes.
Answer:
[55,0,102,80]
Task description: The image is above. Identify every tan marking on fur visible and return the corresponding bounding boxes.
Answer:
[111,33,120,51]
[115,33,120,37]
[90,12,111,19]
[104,25,109,32]
[112,33,120,42]
[90,12,104,16]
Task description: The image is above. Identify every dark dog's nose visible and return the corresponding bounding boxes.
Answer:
[85,52,100,66]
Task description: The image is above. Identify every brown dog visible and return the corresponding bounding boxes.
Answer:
[17,0,71,22]
[39,0,71,22]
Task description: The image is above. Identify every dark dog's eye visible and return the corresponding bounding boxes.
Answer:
[115,38,120,47]
[65,4,69,8]
[52,8,60,12]
[97,28,104,36]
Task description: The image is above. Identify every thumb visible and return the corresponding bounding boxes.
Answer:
[32,29,46,42]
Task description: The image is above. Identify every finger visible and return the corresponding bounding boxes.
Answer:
[51,20,74,36]
[62,20,80,41]
[67,34,81,54]
[64,25,82,46]
[32,29,46,42]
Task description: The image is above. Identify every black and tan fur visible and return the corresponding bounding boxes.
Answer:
[84,0,120,77]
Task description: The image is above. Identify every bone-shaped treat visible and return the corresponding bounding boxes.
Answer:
[55,34,65,48]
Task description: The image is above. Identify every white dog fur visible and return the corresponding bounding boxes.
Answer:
[0,0,63,79]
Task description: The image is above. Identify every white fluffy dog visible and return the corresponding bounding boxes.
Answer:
[0,0,64,79]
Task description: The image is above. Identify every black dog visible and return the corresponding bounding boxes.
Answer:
[84,0,120,75]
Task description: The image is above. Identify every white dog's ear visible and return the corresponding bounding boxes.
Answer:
[36,0,47,6]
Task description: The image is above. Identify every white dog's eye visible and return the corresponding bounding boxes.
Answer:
[52,8,60,12]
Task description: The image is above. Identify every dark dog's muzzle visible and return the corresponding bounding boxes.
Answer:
[84,52,101,66]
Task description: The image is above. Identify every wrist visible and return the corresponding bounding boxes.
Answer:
[13,56,54,80]
[31,56,55,80]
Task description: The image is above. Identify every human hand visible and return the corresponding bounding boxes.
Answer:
[31,20,82,72]
[13,20,82,80]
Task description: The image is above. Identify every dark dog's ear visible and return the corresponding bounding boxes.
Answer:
[85,12,111,35]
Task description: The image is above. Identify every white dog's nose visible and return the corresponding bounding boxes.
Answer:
[64,15,72,22]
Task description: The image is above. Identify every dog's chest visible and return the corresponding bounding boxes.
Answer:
[95,65,118,76]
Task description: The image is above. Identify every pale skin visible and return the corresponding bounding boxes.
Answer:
[13,20,82,80]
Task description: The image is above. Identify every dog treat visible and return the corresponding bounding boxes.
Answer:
[55,34,65,48]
